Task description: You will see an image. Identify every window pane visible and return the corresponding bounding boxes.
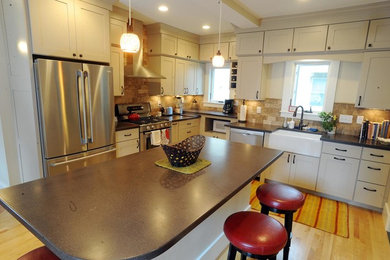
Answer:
[292,63,329,112]
[210,68,230,102]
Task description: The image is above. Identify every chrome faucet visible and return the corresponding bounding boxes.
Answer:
[293,106,304,130]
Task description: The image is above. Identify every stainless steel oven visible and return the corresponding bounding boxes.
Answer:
[141,127,171,151]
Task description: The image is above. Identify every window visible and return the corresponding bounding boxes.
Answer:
[292,63,330,112]
[281,60,340,121]
[209,67,230,103]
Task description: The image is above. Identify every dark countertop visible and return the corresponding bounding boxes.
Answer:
[321,133,390,151]
[184,110,237,119]
[161,114,201,122]
[115,121,139,131]
[0,138,282,260]
[226,122,281,133]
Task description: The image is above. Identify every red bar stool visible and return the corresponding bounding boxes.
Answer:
[18,246,59,260]
[223,211,288,260]
[256,183,305,260]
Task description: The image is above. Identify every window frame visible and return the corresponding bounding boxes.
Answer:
[203,63,233,107]
[281,60,340,121]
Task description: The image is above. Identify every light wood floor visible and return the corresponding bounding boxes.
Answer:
[1,204,389,260]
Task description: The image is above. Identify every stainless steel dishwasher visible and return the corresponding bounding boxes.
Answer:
[229,128,264,147]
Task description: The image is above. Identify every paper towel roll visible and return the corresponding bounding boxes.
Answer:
[239,105,247,122]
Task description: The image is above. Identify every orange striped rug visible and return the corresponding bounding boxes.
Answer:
[249,180,349,238]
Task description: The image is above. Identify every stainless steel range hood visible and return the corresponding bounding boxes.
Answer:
[124,20,165,79]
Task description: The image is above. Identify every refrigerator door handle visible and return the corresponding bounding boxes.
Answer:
[49,148,117,167]
[84,71,94,143]
[77,70,88,145]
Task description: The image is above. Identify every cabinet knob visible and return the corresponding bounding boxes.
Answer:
[327,46,331,50]
[258,50,261,53]
[287,48,290,52]
[175,53,177,56]
[150,49,153,53]
[368,43,372,48]
[79,54,83,58]
[293,48,296,52]
[255,90,259,99]
[73,53,76,57]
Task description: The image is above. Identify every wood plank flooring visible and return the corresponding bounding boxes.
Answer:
[1,204,389,259]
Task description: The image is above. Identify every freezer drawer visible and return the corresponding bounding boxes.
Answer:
[229,128,264,146]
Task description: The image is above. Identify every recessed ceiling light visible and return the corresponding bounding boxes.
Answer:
[202,25,210,30]
[158,5,168,12]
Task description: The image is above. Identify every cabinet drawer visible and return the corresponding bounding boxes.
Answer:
[361,148,390,164]
[322,142,362,159]
[115,128,139,142]
[179,119,200,128]
[358,160,390,185]
[116,139,139,158]
[354,181,385,208]
[179,126,199,140]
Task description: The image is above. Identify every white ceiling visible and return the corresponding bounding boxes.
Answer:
[119,0,388,35]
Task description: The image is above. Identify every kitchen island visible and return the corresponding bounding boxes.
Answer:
[0,138,282,259]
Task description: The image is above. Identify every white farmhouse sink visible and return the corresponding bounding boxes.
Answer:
[266,129,322,157]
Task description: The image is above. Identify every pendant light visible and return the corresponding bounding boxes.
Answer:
[212,0,225,67]
[120,0,140,53]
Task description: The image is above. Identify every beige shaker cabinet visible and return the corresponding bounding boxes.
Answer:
[115,128,139,158]
[148,33,178,56]
[148,56,176,95]
[326,21,369,51]
[110,17,127,46]
[263,29,294,54]
[228,41,237,60]
[199,43,229,62]
[236,56,264,100]
[110,47,124,96]
[292,25,328,53]
[236,32,264,56]
[177,39,199,60]
[366,18,390,49]
[178,119,200,141]
[28,0,110,62]
[355,51,390,110]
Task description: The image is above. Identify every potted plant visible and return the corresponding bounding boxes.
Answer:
[318,112,337,134]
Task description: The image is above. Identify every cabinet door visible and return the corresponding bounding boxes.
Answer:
[28,0,77,58]
[267,153,291,184]
[317,153,359,200]
[228,41,237,61]
[161,56,176,96]
[236,32,264,56]
[236,56,263,100]
[170,122,179,144]
[188,41,199,60]
[179,126,200,141]
[199,44,214,61]
[356,51,390,109]
[75,0,110,62]
[289,154,319,190]
[366,18,390,49]
[175,59,186,95]
[116,139,139,158]
[161,34,178,56]
[110,47,124,96]
[185,61,197,95]
[263,29,293,54]
[110,18,127,46]
[195,63,204,95]
[292,25,327,53]
[326,21,369,51]
[177,39,190,59]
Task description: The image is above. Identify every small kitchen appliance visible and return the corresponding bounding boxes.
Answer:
[223,99,234,114]
[174,96,183,115]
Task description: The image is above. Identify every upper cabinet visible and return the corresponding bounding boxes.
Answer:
[148,56,176,96]
[236,56,264,100]
[110,17,127,46]
[199,42,229,62]
[326,21,369,51]
[109,18,126,97]
[236,32,264,56]
[148,33,199,60]
[228,41,237,60]
[28,0,110,63]
[366,18,390,49]
[355,51,390,110]
[292,25,328,53]
[263,29,294,54]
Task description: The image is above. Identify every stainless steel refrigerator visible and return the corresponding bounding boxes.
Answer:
[34,59,116,177]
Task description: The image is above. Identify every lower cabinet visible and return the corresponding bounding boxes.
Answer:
[267,152,319,190]
[115,128,139,158]
[316,153,360,200]
[170,119,200,144]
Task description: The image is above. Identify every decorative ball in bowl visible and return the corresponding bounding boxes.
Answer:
[162,135,206,167]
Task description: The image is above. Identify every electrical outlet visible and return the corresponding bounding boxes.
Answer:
[256,106,262,114]
[356,116,364,124]
[339,114,353,123]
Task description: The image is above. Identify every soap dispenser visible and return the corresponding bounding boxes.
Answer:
[288,118,295,129]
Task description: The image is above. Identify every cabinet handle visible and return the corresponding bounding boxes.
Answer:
[187,123,192,125]
[363,187,377,192]
[358,96,362,106]
[368,43,372,48]
[287,154,290,163]
[175,53,177,56]
[370,153,384,158]
[255,90,259,99]
[172,123,178,125]
[327,46,331,50]
[333,157,345,161]
[293,154,296,164]
[187,131,191,134]
[136,139,139,149]
[367,166,381,171]
[124,133,132,137]
[73,53,76,57]
[335,148,347,152]
[121,86,124,95]
[161,87,164,95]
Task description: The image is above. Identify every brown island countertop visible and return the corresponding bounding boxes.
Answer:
[0,138,282,260]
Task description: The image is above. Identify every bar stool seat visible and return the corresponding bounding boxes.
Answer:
[18,246,59,260]
[256,183,305,260]
[224,211,287,259]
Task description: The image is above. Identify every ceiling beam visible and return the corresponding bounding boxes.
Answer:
[223,0,262,27]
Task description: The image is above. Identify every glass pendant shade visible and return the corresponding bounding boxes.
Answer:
[120,32,140,53]
[212,50,225,67]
